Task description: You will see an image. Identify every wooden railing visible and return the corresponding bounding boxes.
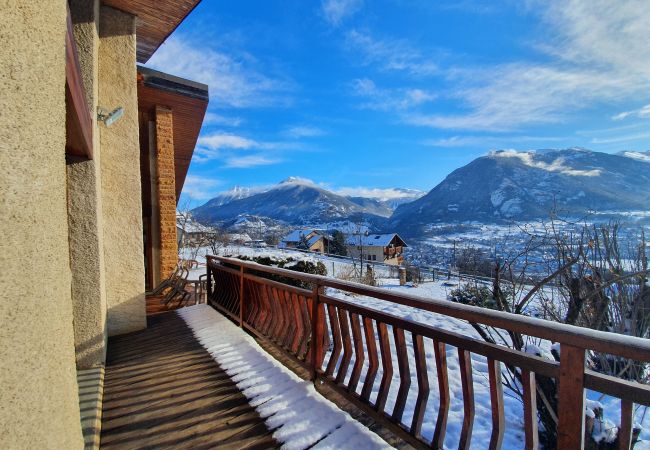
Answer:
[206,255,650,449]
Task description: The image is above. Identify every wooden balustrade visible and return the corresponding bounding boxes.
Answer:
[205,255,650,450]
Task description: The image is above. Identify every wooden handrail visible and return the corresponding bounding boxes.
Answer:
[205,255,649,449]
[208,255,650,361]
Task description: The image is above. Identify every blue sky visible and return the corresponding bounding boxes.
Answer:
[146,0,650,207]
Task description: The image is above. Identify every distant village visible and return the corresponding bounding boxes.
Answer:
[177,213,408,266]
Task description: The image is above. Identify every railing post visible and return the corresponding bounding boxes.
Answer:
[557,344,586,449]
[310,282,322,382]
[206,257,212,303]
[239,265,245,328]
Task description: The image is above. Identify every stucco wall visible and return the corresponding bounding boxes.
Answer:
[98,6,146,336]
[68,0,108,368]
[0,1,84,448]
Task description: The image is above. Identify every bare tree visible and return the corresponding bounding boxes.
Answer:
[451,219,649,447]
[204,229,230,256]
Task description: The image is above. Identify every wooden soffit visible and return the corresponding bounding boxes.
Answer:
[66,4,93,159]
[137,66,208,200]
[102,0,202,63]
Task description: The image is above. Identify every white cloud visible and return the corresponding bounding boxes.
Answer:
[147,36,292,108]
[194,132,303,162]
[198,133,258,150]
[612,104,650,121]
[223,155,280,168]
[351,78,436,111]
[591,132,650,145]
[345,30,439,76]
[183,175,222,200]
[423,134,565,148]
[411,0,650,131]
[321,0,363,26]
[491,150,601,177]
[203,112,243,127]
[284,126,326,139]
[334,187,424,201]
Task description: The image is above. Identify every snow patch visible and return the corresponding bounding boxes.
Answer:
[491,149,602,177]
[178,305,392,450]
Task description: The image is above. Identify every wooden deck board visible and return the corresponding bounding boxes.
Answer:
[100,313,280,449]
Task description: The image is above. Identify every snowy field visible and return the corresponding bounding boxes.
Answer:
[180,245,650,448]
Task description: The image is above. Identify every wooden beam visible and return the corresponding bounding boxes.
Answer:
[65,5,93,159]
[557,344,586,449]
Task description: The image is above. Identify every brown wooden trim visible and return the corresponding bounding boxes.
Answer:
[557,345,586,449]
[65,4,93,159]
[210,256,650,361]
[584,369,650,404]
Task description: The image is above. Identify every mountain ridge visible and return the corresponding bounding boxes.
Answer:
[390,148,650,236]
[190,149,649,236]
[191,178,423,227]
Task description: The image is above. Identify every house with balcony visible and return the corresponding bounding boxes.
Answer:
[2,1,650,450]
[345,233,408,265]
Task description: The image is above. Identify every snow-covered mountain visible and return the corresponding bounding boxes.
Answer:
[198,185,256,208]
[390,148,650,236]
[192,178,419,227]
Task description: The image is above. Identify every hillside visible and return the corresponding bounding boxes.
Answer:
[192,178,415,227]
[390,148,650,236]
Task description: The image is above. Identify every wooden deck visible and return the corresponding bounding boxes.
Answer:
[100,312,280,449]
[145,290,201,316]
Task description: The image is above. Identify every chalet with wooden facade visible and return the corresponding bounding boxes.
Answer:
[279,229,331,254]
[345,233,408,265]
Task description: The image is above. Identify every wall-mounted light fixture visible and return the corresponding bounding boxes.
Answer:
[97,106,124,127]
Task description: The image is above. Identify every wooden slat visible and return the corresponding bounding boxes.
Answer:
[521,369,539,450]
[458,349,475,450]
[261,284,274,337]
[411,334,429,438]
[335,309,353,385]
[361,317,379,402]
[392,327,411,423]
[557,344,586,449]
[262,285,278,340]
[318,302,329,369]
[348,313,365,393]
[619,399,633,450]
[325,305,343,377]
[375,322,393,412]
[238,266,244,327]
[271,287,284,343]
[311,286,325,377]
[321,294,559,379]
[290,293,305,356]
[105,0,202,63]
[432,341,449,449]
[487,358,505,450]
[297,295,312,360]
[281,290,295,349]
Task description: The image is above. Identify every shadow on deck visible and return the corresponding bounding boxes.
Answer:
[100,312,280,449]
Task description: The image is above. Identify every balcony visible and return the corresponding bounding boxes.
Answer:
[99,256,650,449]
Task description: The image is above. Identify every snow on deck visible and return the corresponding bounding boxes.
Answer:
[178,305,392,450]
